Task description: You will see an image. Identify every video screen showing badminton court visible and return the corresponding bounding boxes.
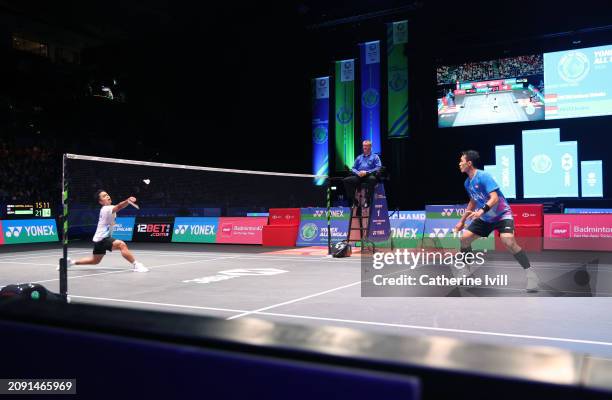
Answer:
[437,54,545,128]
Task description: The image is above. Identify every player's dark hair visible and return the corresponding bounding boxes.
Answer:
[95,189,106,203]
[461,150,480,166]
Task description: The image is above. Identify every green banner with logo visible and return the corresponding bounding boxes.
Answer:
[387,20,409,138]
[172,217,218,243]
[2,219,59,244]
[335,59,355,171]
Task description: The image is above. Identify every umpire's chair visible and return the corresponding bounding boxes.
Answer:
[347,165,389,253]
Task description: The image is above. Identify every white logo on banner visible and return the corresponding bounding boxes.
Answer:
[393,21,408,44]
[501,156,511,188]
[5,225,54,238]
[175,225,188,235]
[429,228,449,238]
[561,153,573,187]
[340,60,354,82]
[365,41,380,64]
[531,154,552,174]
[587,172,597,187]
[6,226,23,238]
[183,268,288,284]
[315,77,329,99]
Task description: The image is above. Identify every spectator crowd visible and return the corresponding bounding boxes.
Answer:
[437,54,543,84]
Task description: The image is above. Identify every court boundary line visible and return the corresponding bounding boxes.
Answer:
[0,250,91,262]
[226,280,363,320]
[29,255,243,285]
[70,295,245,314]
[67,295,612,348]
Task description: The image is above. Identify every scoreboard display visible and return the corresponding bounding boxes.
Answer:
[5,202,52,219]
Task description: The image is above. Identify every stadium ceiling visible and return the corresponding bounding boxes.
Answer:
[1,0,611,46]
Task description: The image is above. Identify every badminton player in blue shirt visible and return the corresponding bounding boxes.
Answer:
[454,150,540,292]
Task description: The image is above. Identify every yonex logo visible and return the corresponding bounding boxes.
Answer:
[175,225,189,235]
[391,228,418,238]
[429,228,449,238]
[5,225,55,238]
[314,209,344,218]
[441,208,465,217]
[5,226,23,238]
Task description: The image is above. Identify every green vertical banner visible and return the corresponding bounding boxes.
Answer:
[335,59,355,171]
[387,20,409,138]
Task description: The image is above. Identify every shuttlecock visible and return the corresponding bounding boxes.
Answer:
[143,179,151,185]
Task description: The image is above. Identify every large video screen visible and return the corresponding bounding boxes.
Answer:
[437,55,545,128]
[544,44,612,120]
[437,44,612,128]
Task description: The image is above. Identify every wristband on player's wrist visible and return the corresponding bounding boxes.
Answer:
[480,204,491,213]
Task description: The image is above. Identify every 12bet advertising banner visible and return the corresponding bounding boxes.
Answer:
[0,219,59,245]
[297,207,350,246]
[133,217,174,243]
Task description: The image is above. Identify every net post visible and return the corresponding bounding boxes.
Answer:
[326,177,331,255]
[59,154,68,300]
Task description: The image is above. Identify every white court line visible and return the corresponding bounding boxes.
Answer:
[226,280,362,320]
[225,266,427,321]
[0,261,57,266]
[0,250,91,262]
[128,251,361,263]
[129,250,338,258]
[66,295,612,348]
[69,295,246,314]
[251,311,612,348]
[30,256,242,285]
[113,250,608,268]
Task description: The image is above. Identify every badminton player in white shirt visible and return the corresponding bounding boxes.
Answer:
[66,190,148,272]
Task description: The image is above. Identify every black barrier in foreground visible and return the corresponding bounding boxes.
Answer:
[0,301,611,399]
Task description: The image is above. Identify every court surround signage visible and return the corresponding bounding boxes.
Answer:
[1,219,58,244]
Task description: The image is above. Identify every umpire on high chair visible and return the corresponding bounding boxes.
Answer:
[342,140,382,208]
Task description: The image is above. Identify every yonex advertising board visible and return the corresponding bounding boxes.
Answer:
[172,217,219,243]
[2,219,59,244]
[297,207,350,246]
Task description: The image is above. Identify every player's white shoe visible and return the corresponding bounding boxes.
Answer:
[56,257,75,271]
[133,262,149,272]
[526,268,540,292]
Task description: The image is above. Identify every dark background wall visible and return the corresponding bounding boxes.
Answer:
[2,1,612,209]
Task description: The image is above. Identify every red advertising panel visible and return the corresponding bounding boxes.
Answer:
[544,214,612,251]
[510,204,543,227]
[268,208,301,226]
[216,217,268,244]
